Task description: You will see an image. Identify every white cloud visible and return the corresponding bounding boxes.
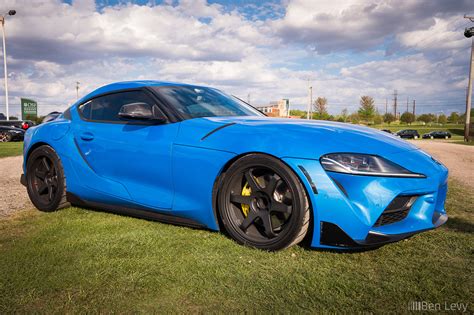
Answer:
[0,0,471,117]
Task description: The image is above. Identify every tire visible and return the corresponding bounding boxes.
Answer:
[218,154,310,251]
[26,145,70,212]
[0,131,12,142]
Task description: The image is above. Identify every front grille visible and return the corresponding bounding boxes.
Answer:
[374,196,417,227]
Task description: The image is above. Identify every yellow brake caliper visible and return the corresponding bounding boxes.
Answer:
[241,177,267,217]
[241,182,252,217]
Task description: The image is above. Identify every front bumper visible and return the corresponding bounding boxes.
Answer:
[283,149,449,250]
[320,211,448,248]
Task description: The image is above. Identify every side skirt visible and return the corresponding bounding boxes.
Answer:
[66,192,206,229]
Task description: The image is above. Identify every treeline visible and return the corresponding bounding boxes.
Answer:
[290,96,467,125]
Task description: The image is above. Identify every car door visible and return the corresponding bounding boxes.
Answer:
[73,89,179,210]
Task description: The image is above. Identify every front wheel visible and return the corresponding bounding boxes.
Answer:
[26,145,69,212]
[218,154,310,251]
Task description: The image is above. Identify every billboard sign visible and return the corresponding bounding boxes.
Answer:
[21,98,37,120]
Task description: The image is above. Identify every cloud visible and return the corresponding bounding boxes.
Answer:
[273,0,472,54]
[0,0,471,117]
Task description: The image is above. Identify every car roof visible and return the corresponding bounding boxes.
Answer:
[78,80,198,104]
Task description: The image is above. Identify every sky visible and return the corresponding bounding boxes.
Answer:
[0,0,473,117]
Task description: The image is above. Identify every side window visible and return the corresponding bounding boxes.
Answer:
[78,101,92,120]
[79,90,158,123]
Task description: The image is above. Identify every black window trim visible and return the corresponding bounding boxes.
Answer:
[75,87,174,125]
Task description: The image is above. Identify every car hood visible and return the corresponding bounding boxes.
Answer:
[175,116,419,159]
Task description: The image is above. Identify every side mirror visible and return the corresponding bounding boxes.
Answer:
[118,102,166,123]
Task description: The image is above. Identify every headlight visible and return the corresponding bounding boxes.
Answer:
[320,153,425,178]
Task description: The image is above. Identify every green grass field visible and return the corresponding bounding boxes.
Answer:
[373,124,465,140]
[0,180,472,313]
[0,142,23,158]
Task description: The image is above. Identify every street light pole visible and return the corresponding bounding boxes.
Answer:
[1,10,16,121]
[465,37,473,142]
[463,16,474,141]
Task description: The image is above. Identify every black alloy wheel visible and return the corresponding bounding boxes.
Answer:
[26,145,69,212]
[218,154,310,250]
[0,131,12,142]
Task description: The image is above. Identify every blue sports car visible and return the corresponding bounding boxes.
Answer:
[21,81,448,250]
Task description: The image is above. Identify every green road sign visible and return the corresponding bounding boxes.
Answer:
[21,98,37,120]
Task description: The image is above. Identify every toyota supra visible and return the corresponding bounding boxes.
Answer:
[21,81,448,250]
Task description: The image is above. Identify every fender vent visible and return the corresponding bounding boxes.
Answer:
[374,196,417,227]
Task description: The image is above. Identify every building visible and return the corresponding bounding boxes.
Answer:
[256,99,289,117]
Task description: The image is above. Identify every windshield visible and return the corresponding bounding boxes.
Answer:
[152,86,264,119]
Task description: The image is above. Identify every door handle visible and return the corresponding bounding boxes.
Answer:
[80,132,94,141]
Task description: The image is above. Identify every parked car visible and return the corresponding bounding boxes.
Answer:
[381,129,392,134]
[422,131,451,139]
[0,120,35,130]
[21,81,448,251]
[395,129,420,139]
[42,111,62,123]
[0,125,25,142]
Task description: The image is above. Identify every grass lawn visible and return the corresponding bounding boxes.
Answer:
[0,142,23,158]
[0,180,472,313]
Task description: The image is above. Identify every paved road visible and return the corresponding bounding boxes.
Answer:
[409,140,474,189]
[0,156,32,218]
[1,141,473,217]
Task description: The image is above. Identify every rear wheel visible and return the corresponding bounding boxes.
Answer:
[218,154,310,250]
[0,131,12,142]
[26,145,69,212]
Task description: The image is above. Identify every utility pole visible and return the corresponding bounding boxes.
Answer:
[393,90,398,119]
[463,15,474,141]
[307,84,312,120]
[247,93,250,105]
[412,100,416,117]
[406,97,409,113]
[385,98,388,114]
[76,81,80,100]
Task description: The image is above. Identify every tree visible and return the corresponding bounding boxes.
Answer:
[438,114,447,124]
[314,97,328,116]
[339,108,348,122]
[383,113,396,124]
[373,113,383,125]
[448,112,460,124]
[417,114,432,124]
[289,109,306,118]
[357,96,376,122]
[349,113,360,124]
[400,112,415,125]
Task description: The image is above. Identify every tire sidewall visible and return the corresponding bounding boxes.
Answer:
[26,145,66,212]
[218,154,308,250]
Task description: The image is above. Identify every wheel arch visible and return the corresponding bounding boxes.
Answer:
[25,141,53,165]
[211,151,315,241]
